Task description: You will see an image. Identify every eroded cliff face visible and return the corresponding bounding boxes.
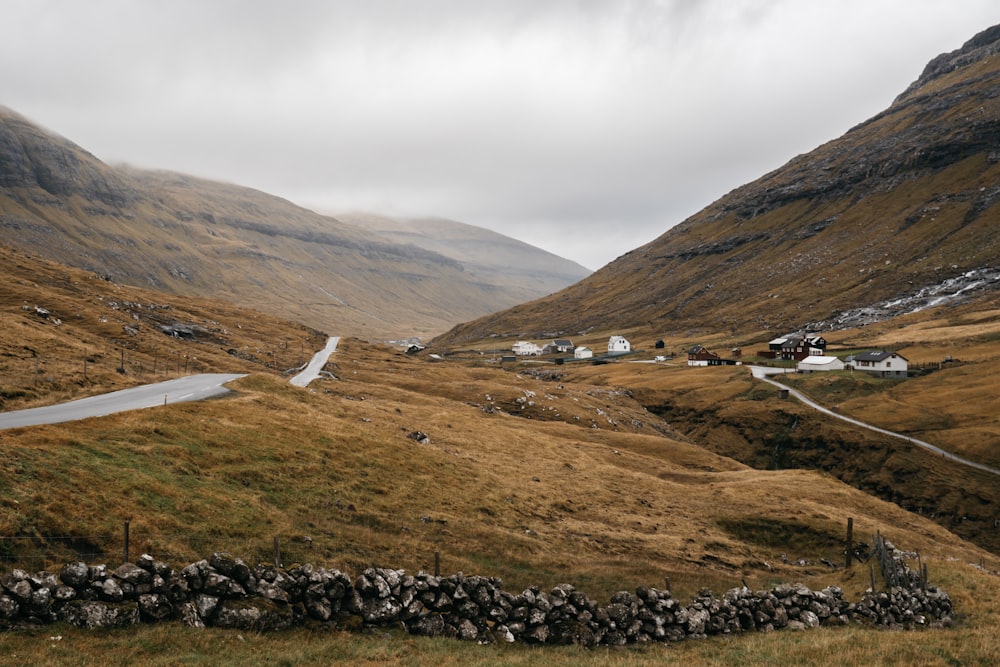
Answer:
[434,24,1000,346]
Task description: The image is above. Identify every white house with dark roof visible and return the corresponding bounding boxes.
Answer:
[850,351,908,378]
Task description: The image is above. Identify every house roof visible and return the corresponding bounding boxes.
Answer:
[855,350,907,362]
[554,339,573,347]
[799,355,842,366]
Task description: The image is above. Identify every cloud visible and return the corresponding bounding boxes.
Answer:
[3,0,999,269]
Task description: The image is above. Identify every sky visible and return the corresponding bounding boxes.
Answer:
[3,1,999,270]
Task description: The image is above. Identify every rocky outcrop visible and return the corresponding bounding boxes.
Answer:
[0,106,134,206]
[0,545,953,644]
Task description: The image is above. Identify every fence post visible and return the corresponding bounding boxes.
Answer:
[869,562,876,593]
[123,520,130,564]
[434,551,440,577]
[845,517,854,568]
[273,536,281,568]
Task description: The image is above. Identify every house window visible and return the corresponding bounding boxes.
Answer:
[886,362,891,368]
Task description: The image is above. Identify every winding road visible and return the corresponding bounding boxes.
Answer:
[289,336,340,387]
[0,336,341,431]
[0,374,246,430]
[749,366,1000,476]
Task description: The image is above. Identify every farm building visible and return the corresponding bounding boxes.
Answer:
[687,345,721,367]
[797,355,845,373]
[849,351,908,378]
[574,346,593,359]
[511,341,542,356]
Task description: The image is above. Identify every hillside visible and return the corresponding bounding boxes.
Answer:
[0,108,588,341]
[338,212,591,303]
[433,25,1000,346]
[0,244,992,574]
[1,243,998,663]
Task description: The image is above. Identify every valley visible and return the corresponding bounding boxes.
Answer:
[0,245,998,664]
[2,19,1000,665]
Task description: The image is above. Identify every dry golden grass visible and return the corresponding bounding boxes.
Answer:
[1,245,998,663]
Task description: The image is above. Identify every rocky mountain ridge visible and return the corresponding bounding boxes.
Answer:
[433,24,1000,347]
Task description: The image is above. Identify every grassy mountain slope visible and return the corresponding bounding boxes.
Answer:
[0,248,992,581]
[338,212,591,306]
[0,107,586,341]
[434,25,1000,346]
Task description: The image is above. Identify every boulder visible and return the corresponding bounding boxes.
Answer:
[59,600,140,629]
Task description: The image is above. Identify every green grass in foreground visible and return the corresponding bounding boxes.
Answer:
[1,620,997,667]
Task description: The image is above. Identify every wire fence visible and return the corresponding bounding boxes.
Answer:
[0,524,322,574]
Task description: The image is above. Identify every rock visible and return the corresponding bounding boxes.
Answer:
[362,596,402,623]
[407,431,430,444]
[100,579,124,602]
[178,601,205,628]
[138,593,173,622]
[195,593,219,621]
[60,562,90,587]
[212,598,295,632]
[54,585,77,601]
[59,600,140,629]
[800,610,820,629]
[0,595,19,620]
[457,618,479,641]
[114,563,152,587]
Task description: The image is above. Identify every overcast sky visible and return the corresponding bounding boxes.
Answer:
[4,1,999,270]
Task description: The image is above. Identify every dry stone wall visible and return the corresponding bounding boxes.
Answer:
[0,545,952,645]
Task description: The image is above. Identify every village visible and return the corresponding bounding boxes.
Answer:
[506,332,910,378]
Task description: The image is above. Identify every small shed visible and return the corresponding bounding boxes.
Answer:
[797,355,844,373]
[574,346,594,359]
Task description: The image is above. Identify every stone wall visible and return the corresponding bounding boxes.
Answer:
[0,543,952,644]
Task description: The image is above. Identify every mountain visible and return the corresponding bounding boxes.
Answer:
[433,25,1000,347]
[0,107,588,341]
[337,212,590,306]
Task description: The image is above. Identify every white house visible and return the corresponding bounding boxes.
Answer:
[574,346,593,359]
[850,351,908,378]
[607,336,631,354]
[511,340,542,356]
[797,355,845,373]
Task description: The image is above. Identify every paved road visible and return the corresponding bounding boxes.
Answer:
[0,374,246,431]
[289,336,340,387]
[1,336,341,430]
[749,366,1000,476]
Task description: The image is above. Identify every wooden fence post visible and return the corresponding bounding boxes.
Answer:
[845,518,854,568]
[273,536,281,567]
[123,520,130,564]
[869,562,876,593]
[434,551,440,577]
